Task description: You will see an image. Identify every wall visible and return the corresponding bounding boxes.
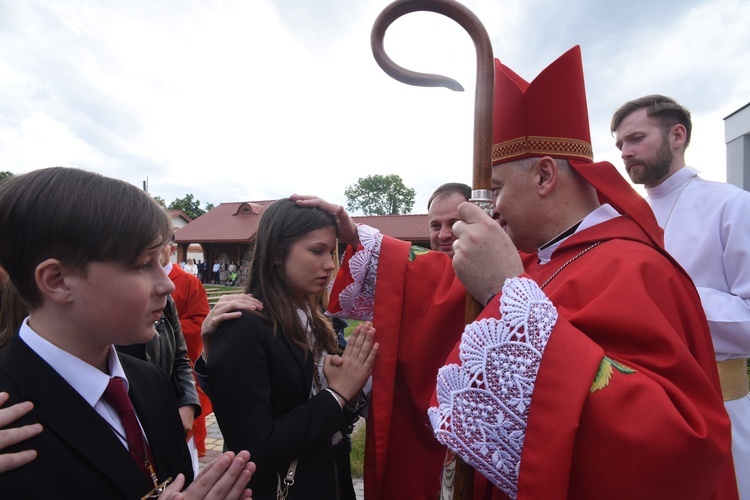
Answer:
[725,103,750,190]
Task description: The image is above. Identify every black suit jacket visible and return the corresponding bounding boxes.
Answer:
[0,335,194,499]
[206,310,356,500]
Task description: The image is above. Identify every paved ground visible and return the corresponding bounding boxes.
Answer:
[199,413,364,499]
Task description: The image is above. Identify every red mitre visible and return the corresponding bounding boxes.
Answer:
[491,45,664,250]
[491,46,593,165]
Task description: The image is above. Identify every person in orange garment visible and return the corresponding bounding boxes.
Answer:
[163,236,213,460]
[307,46,737,499]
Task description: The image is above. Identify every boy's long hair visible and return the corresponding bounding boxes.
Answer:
[245,199,339,358]
[0,167,173,308]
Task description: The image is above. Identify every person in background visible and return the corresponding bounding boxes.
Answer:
[612,94,750,498]
[163,236,214,462]
[197,260,205,283]
[427,182,471,257]
[219,261,228,285]
[185,259,198,278]
[212,260,221,284]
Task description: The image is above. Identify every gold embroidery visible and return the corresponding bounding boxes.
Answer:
[492,135,593,162]
[590,356,636,393]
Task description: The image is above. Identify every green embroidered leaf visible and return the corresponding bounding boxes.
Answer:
[408,245,430,261]
[590,356,636,393]
[609,358,636,375]
[590,358,613,393]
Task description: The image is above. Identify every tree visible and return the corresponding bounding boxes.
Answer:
[0,171,13,182]
[168,194,213,220]
[152,195,167,208]
[344,174,416,215]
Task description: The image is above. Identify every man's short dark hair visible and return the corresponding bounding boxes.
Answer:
[0,167,173,308]
[610,94,692,148]
[427,183,472,210]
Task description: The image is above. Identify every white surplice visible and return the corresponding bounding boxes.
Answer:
[647,166,750,498]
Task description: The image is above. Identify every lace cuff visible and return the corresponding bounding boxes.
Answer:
[428,277,557,499]
[335,225,382,321]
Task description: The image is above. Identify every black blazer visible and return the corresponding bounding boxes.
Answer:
[0,335,194,499]
[206,310,356,500]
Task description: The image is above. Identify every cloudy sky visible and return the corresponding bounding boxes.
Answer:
[1,0,749,214]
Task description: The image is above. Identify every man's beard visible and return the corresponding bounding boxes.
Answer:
[627,136,672,187]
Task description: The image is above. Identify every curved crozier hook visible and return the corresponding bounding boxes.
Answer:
[371,0,494,190]
[372,5,493,495]
[371,0,464,91]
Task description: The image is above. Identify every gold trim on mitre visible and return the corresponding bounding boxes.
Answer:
[492,135,594,163]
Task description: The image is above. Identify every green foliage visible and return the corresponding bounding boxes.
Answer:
[152,195,167,208]
[344,174,415,215]
[167,193,213,220]
[0,171,13,182]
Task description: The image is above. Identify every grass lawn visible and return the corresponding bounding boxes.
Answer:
[203,285,244,307]
[343,319,362,338]
[343,320,366,478]
[350,420,366,478]
[203,284,243,293]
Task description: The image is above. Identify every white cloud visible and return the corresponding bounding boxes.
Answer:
[1,0,749,212]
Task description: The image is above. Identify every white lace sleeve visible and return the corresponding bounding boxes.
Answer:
[334,224,382,321]
[428,277,557,499]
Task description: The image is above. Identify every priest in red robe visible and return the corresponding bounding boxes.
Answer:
[319,46,737,499]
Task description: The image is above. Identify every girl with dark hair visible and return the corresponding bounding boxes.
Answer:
[201,198,377,499]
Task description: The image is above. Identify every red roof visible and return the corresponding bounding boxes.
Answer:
[175,201,273,243]
[175,200,428,244]
[351,214,428,240]
[167,209,192,224]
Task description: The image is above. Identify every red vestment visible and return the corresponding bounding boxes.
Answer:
[330,215,738,499]
[168,264,212,456]
[330,234,466,499]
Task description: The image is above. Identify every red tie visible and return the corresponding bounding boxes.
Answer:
[103,377,156,480]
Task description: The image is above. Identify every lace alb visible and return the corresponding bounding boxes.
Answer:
[428,277,557,499]
[336,225,381,320]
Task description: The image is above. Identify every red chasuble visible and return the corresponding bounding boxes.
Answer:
[436,215,737,499]
[330,215,738,499]
[330,234,467,500]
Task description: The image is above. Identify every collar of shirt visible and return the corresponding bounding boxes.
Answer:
[19,318,129,407]
[537,203,620,264]
[163,261,173,276]
[645,166,700,199]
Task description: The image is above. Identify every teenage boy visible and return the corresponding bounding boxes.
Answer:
[0,167,253,498]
